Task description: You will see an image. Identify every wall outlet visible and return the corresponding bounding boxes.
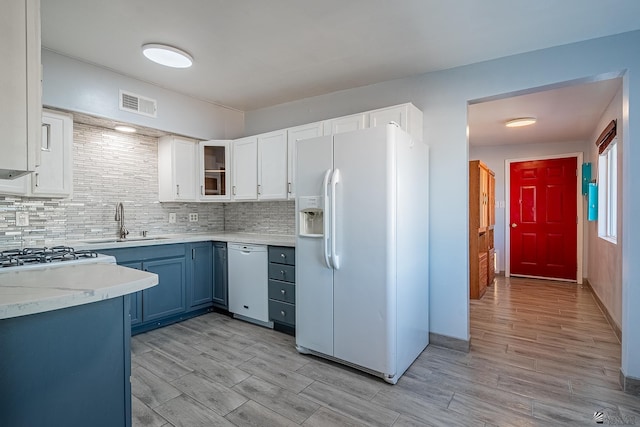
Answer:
[16,211,29,227]
[168,212,177,223]
[189,213,198,222]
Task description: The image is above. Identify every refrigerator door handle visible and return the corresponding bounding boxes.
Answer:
[322,169,333,269]
[330,168,341,270]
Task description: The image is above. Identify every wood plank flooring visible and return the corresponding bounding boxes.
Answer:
[131,276,640,426]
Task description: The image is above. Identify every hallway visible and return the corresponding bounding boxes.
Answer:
[467,276,636,424]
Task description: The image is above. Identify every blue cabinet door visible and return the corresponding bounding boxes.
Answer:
[213,242,228,309]
[121,261,143,325]
[187,242,213,309]
[142,257,186,322]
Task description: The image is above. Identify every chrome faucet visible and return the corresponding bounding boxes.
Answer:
[115,202,129,239]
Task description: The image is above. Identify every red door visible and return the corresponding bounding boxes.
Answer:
[510,157,577,280]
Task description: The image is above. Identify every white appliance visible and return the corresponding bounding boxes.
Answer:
[295,123,429,384]
[228,243,271,326]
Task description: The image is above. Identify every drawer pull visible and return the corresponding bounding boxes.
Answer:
[243,305,249,309]
[280,253,286,259]
[280,289,286,295]
[280,311,286,317]
[280,270,285,276]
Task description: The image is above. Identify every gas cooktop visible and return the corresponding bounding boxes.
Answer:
[0,246,111,270]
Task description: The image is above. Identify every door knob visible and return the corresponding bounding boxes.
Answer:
[511,223,518,228]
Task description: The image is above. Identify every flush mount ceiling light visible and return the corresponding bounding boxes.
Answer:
[505,117,537,128]
[115,125,137,133]
[142,43,193,68]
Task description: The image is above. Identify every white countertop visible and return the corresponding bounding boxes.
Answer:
[0,263,158,320]
[71,232,296,251]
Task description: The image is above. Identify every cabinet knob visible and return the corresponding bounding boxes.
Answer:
[511,223,518,228]
[280,253,286,259]
[280,310,286,317]
[280,270,285,276]
[281,289,286,295]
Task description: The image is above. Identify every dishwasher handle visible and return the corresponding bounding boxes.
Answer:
[228,243,267,253]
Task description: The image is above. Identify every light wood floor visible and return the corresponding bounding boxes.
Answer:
[131,276,640,426]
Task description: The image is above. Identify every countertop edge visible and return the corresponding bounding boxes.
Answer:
[0,264,158,320]
[69,232,296,250]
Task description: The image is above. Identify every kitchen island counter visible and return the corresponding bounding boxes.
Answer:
[0,262,158,320]
[0,262,157,427]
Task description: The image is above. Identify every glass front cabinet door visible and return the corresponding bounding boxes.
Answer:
[199,140,231,201]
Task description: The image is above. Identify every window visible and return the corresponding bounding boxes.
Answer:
[598,138,617,243]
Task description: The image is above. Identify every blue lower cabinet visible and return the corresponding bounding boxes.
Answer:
[187,242,214,310]
[101,243,215,334]
[121,261,143,325]
[213,242,228,309]
[143,257,186,322]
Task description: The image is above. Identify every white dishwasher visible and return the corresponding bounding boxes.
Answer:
[228,243,271,326]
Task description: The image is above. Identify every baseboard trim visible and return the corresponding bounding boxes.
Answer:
[584,279,622,343]
[620,371,640,396]
[429,332,470,353]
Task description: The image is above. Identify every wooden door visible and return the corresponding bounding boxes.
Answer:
[510,157,577,280]
[479,167,487,229]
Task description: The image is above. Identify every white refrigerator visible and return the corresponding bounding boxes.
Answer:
[295,123,429,384]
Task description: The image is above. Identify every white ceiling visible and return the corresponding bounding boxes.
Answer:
[468,77,622,147]
[41,0,640,113]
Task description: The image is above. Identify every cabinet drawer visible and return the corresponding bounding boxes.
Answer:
[268,280,295,304]
[268,263,295,283]
[269,300,295,326]
[268,246,295,266]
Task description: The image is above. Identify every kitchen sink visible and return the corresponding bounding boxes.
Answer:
[80,236,169,244]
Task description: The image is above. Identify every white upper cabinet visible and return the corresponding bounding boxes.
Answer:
[0,0,41,179]
[257,130,288,200]
[232,137,258,200]
[323,113,368,135]
[31,110,73,197]
[155,103,421,204]
[287,122,323,200]
[0,109,73,198]
[369,103,424,141]
[198,140,231,201]
[158,136,197,202]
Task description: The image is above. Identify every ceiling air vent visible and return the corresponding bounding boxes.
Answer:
[119,90,157,118]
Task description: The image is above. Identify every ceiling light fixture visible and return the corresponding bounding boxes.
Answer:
[505,117,537,128]
[142,43,193,68]
[115,125,137,133]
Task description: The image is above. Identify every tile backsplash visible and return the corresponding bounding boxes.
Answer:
[224,201,295,235]
[0,117,294,250]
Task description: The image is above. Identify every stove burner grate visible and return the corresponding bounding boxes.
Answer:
[0,246,100,267]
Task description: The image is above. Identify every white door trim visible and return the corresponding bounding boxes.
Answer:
[504,152,584,284]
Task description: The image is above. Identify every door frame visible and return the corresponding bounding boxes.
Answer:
[504,152,584,284]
